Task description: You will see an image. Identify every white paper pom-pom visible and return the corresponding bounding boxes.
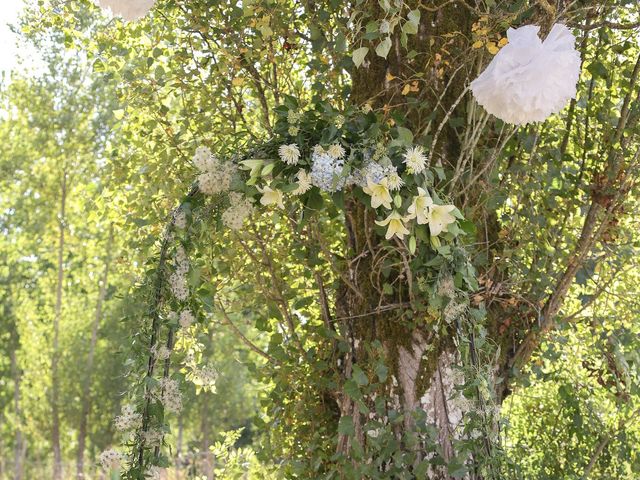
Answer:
[470,23,581,125]
[95,0,155,21]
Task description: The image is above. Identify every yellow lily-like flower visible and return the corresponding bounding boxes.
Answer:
[407,187,434,225]
[428,204,456,236]
[258,185,284,209]
[376,210,411,240]
[363,177,393,209]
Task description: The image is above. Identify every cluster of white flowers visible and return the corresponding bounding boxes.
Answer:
[192,364,218,389]
[193,146,237,195]
[143,429,164,447]
[179,309,195,328]
[349,161,397,188]
[95,0,155,21]
[292,169,312,195]
[145,466,166,480]
[437,274,456,299]
[222,192,254,230]
[287,110,302,136]
[114,404,142,431]
[172,208,187,229]
[99,448,125,471]
[151,343,172,361]
[444,300,467,323]
[310,146,348,192]
[156,378,183,414]
[169,245,189,301]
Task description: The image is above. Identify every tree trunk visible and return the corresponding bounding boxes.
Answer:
[333,1,490,476]
[76,224,114,479]
[10,346,25,480]
[51,170,67,480]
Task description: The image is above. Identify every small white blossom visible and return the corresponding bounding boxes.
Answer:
[428,204,456,236]
[278,144,301,165]
[292,169,312,195]
[403,146,427,174]
[222,192,254,230]
[363,177,393,210]
[143,429,164,447]
[114,404,142,431]
[168,272,188,301]
[327,143,346,159]
[145,466,166,480]
[155,378,183,414]
[310,150,347,192]
[287,110,302,124]
[386,172,404,191]
[99,449,125,471]
[173,209,187,230]
[151,343,171,361]
[179,309,195,328]
[288,126,300,136]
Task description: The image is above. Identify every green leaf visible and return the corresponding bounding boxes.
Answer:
[352,47,369,68]
[338,416,355,436]
[397,126,413,144]
[375,37,392,58]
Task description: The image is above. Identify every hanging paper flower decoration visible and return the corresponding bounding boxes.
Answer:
[470,23,581,125]
[95,0,155,21]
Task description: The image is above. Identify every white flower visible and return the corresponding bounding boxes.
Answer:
[428,204,456,236]
[278,144,301,165]
[143,429,164,447]
[151,343,171,361]
[313,145,326,156]
[179,309,195,328]
[288,126,300,136]
[258,185,285,208]
[363,177,393,209]
[172,208,187,229]
[99,449,125,471]
[168,272,188,301]
[310,151,347,192]
[193,146,217,172]
[114,405,142,431]
[403,146,427,174]
[376,211,411,240]
[327,143,346,159]
[197,162,236,195]
[95,0,154,21]
[155,378,183,414]
[222,192,254,230]
[470,23,581,125]
[407,187,434,225]
[292,169,312,195]
[386,172,404,191]
[145,466,165,480]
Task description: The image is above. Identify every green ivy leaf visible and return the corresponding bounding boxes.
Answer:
[375,37,392,58]
[352,47,369,68]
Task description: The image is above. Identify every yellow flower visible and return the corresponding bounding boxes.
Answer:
[407,187,434,225]
[428,204,456,236]
[258,185,284,209]
[376,211,411,240]
[363,177,393,209]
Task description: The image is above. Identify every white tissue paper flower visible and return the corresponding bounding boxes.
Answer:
[470,23,581,125]
[95,0,155,21]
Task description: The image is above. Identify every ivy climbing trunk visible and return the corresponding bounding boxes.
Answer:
[333,1,482,475]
